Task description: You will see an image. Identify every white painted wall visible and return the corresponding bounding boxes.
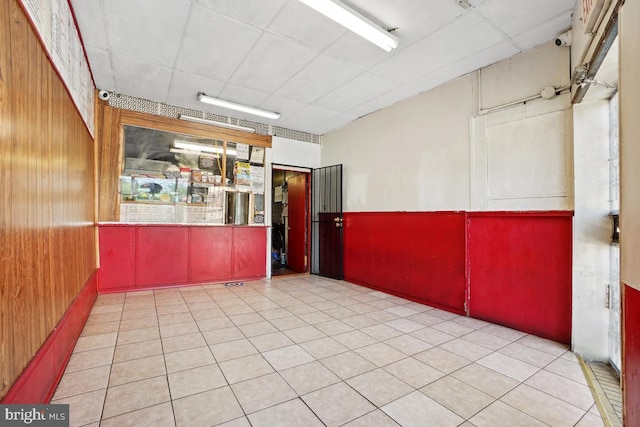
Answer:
[271,136,321,169]
[572,101,611,360]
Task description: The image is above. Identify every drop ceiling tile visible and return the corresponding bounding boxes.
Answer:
[259,95,309,120]
[218,84,271,108]
[112,54,173,103]
[69,0,108,48]
[512,10,573,51]
[315,71,400,112]
[175,5,264,81]
[86,47,115,91]
[477,0,575,38]
[166,70,226,111]
[195,0,287,28]
[268,0,347,51]
[372,11,508,83]
[229,32,319,93]
[102,0,191,66]
[278,54,365,104]
[277,105,344,132]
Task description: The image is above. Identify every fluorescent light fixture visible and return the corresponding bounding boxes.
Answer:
[178,114,256,133]
[170,148,219,156]
[174,140,223,154]
[298,0,399,51]
[197,93,280,120]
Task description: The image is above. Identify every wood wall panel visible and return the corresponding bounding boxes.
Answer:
[0,0,97,400]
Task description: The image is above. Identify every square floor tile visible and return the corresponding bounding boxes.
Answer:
[117,327,160,346]
[477,352,539,382]
[162,332,206,353]
[210,338,258,362]
[113,339,163,363]
[101,402,175,427]
[525,370,595,410]
[354,342,407,367]
[300,336,349,359]
[262,344,315,370]
[332,330,378,350]
[516,334,569,356]
[258,308,293,320]
[439,338,493,361]
[321,351,377,380]
[231,373,297,414]
[382,390,464,427]
[73,332,118,353]
[385,318,426,334]
[121,307,156,320]
[219,354,274,383]
[302,382,376,427]
[342,410,401,426]
[409,327,455,346]
[270,316,309,330]
[314,319,354,336]
[53,366,111,400]
[451,363,519,398]
[480,323,528,341]
[159,321,199,338]
[365,310,400,323]
[119,316,159,332]
[164,346,216,373]
[347,368,414,406]
[168,364,227,399]
[431,320,474,337]
[496,342,558,368]
[469,400,546,427]
[283,325,327,343]
[361,324,404,341]
[81,321,120,336]
[229,312,265,325]
[109,354,166,386]
[385,335,433,355]
[462,330,511,350]
[383,357,445,389]
[249,331,295,352]
[248,398,324,427]
[299,311,335,324]
[576,412,606,427]
[280,361,341,395]
[544,357,589,385]
[202,326,244,345]
[191,308,226,321]
[237,321,278,337]
[414,347,471,374]
[102,376,170,419]
[65,346,114,373]
[173,386,244,427]
[406,313,443,327]
[341,315,379,329]
[501,384,586,426]
[421,376,494,419]
[51,389,106,427]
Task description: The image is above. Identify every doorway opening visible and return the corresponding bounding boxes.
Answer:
[271,166,310,276]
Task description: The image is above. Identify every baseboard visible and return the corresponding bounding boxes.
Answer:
[1,271,98,403]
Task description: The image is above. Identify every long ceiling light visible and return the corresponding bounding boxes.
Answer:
[197,93,281,120]
[174,140,223,154]
[179,114,256,133]
[298,0,399,52]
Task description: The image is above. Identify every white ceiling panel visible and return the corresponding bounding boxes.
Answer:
[195,0,288,28]
[103,0,191,66]
[72,0,579,135]
[228,32,319,93]
[175,5,263,81]
[112,55,173,103]
[278,54,365,103]
[268,0,348,50]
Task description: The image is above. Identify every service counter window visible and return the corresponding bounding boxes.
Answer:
[119,125,266,225]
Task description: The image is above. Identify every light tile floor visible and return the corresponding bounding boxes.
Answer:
[52,275,605,427]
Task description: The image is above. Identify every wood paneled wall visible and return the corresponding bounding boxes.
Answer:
[0,0,97,399]
[95,105,272,222]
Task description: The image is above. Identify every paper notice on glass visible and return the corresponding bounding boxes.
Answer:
[235,162,251,186]
[250,147,265,164]
[274,186,283,202]
[250,166,265,194]
[236,143,250,161]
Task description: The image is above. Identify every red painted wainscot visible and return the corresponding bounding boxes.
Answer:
[624,283,640,426]
[343,212,467,314]
[466,212,573,344]
[98,224,267,292]
[1,272,98,404]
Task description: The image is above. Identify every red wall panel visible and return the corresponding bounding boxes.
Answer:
[343,212,466,313]
[624,284,640,426]
[136,226,190,286]
[232,227,267,279]
[467,212,572,343]
[98,225,136,290]
[189,227,233,282]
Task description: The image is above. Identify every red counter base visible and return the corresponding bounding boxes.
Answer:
[624,283,640,426]
[98,224,267,293]
[1,271,98,404]
[343,211,573,344]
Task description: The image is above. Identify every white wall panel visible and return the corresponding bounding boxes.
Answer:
[272,136,321,169]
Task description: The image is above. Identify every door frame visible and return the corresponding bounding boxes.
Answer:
[271,164,312,276]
